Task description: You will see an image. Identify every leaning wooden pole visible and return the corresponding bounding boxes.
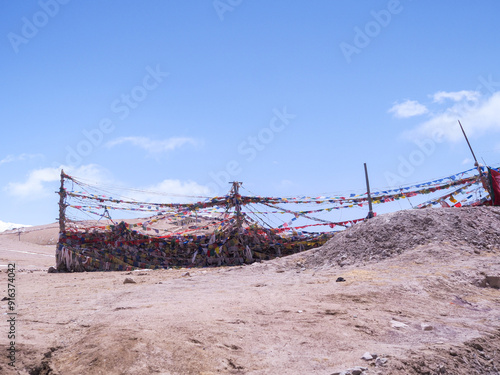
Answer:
[364,163,374,219]
[458,120,480,168]
[458,120,491,194]
[58,169,67,233]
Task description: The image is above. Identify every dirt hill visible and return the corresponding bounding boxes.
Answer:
[305,206,500,269]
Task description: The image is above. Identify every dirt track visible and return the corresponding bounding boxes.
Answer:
[1,208,500,374]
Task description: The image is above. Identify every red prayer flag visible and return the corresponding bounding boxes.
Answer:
[488,168,500,206]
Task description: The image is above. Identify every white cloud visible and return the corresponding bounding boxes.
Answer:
[4,164,211,208]
[5,164,109,198]
[106,136,197,155]
[388,100,428,118]
[6,167,61,197]
[432,90,480,103]
[405,91,500,142]
[0,153,44,166]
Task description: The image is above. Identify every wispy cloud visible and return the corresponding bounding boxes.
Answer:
[404,91,500,142]
[388,100,428,118]
[4,164,109,198]
[0,153,44,166]
[106,136,197,155]
[4,163,211,205]
[432,90,480,103]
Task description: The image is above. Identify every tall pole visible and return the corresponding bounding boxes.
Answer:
[364,163,374,219]
[230,181,243,233]
[58,170,67,233]
[458,120,490,194]
[458,120,479,168]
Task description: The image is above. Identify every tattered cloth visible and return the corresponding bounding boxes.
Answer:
[489,168,500,206]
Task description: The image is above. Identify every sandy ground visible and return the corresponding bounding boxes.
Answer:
[1,209,500,374]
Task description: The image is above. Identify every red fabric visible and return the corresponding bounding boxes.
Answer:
[489,168,500,206]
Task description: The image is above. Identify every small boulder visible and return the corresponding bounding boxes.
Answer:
[123,278,136,284]
[486,276,500,288]
[375,357,388,366]
[361,352,373,360]
[390,320,408,329]
[421,323,433,331]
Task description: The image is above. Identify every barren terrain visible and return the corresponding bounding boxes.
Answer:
[1,207,500,374]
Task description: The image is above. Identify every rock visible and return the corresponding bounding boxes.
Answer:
[123,277,136,284]
[437,364,446,373]
[336,277,346,282]
[421,323,433,331]
[469,342,484,351]
[486,276,500,288]
[48,266,57,273]
[390,319,408,329]
[182,272,191,277]
[336,367,366,375]
[375,357,388,366]
[361,352,373,360]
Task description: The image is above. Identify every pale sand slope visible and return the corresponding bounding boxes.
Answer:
[1,208,500,374]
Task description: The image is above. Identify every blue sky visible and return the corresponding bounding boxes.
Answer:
[2,0,500,226]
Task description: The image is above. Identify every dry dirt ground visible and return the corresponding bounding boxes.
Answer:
[1,207,500,374]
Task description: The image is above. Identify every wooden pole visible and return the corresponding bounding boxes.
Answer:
[58,169,67,233]
[458,120,490,194]
[230,181,243,233]
[364,163,374,219]
[458,120,479,167]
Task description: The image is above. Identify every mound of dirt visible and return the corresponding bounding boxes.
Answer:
[306,206,500,269]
